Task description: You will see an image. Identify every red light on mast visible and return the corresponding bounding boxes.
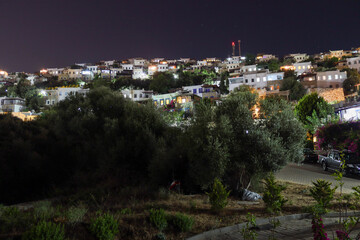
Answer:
[232,42,235,46]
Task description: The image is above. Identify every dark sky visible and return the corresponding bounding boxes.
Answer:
[0,0,359,72]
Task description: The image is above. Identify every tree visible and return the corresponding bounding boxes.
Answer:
[295,92,334,126]
[149,72,175,94]
[245,54,256,65]
[342,69,360,95]
[219,72,229,94]
[280,74,306,101]
[268,59,281,72]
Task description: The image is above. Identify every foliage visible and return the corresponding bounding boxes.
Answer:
[33,200,57,220]
[89,213,119,240]
[342,68,360,95]
[149,208,167,231]
[245,54,256,65]
[241,213,257,240]
[22,221,65,240]
[311,216,329,240]
[280,75,306,101]
[149,72,175,94]
[206,178,230,211]
[315,121,360,154]
[262,173,287,213]
[66,204,88,226]
[169,212,194,232]
[305,101,338,135]
[219,71,229,94]
[295,92,333,126]
[0,206,32,233]
[310,179,337,210]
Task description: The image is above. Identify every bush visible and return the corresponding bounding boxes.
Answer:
[169,213,194,232]
[22,221,65,240]
[33,200,56,220]
[0,206,32,233]
[310,179,337,210]
[89,213,119,240]
[207,178,230,211]
[66,204,88,226]
[149,208,167,231]
[262,173,287,213]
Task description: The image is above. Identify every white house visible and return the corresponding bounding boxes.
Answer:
[315,70,347,88]
[46,68,64,76]
[64,68,83,79]
[294,62,312,76]
[122,89,153,101]
[121,64,133,71]
[347,56,360,72]
[132,67,149,80]
[286,53,309,62]
[43,87,89,105]
[241,64,258,73]
[157,63,168,72]
[0,97,25,112]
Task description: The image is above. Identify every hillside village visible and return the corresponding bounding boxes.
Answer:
[1,47,360,121]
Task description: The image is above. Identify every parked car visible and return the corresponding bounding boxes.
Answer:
[303,148,318,163]
[319,149,360,175]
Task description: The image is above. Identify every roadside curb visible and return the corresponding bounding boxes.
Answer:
[187,211,360,240]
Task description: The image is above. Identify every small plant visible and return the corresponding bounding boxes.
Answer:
[149,208,167,231]
[22,221,65,240]
[206,178,231,211]
[89,213,119,240]
[66,204,88,226]
[119,208,132,215]
[241,213,257,240]
[310,179,337,210]
[189,200,197,211]
[154,232,166,240]
[262,173,287,213]
[33,200,56,220]
[169,213,194,232]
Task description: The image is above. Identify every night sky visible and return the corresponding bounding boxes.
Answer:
[0,0,360,72]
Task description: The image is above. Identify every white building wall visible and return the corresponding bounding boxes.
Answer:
[347,57,360,72]
[294,62,312,76]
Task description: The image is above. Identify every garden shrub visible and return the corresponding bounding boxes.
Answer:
[149,208,167,231]
[66,204,88,226]
[169,213,194,232]
[241,213,257,240]
[262,173,287,213]
[0,206,32,233]
[89,213,119,240]
[22,221,65,240]
[207,178,230,211]
[310,179,337,210]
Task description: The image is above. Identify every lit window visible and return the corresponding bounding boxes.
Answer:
[309,78,313,81]
[182,98,186,103]
[298,66,301,70]
[253,68,256,71]
[340,75,343,79]
[335,75,338,79]
[249,68,252,72]
[328,75,332,80]
[160,99,164,105]
[302,66,305,69]
[165,99,170,104]
[263,77,267,82]
[307,65,310,69]
[323,76,326,80]
[257,77,260,82]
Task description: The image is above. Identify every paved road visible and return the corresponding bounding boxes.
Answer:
[275,163,360,193]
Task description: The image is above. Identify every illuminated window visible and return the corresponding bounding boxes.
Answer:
[253,68,256,71]
[160,99,164,105]
[165,99,170,104]
[154,100,158,106]
[298,66,301,70]
[177,97,182,103]
[335,75,338,79]
[257,77,260,82]
[328,75,332,80]
[302,66,305,69]
[182,98,186,103]
[340,75,343,79]
[323,76,326,80]
[263,77,267,82]
[270,86,274,90]
[307,65,310,69]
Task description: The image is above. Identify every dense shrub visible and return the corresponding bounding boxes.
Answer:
[0,206,32,233]
[149,208,167,231]
[22,221,65,240]
[169,213,194,232]
[89,213,119,240]
[207,178,230,211]
[33,200,56,220]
